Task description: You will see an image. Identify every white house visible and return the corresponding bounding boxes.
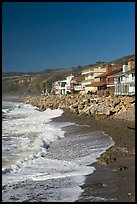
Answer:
[53,75,74,95]
[114,65,135,96]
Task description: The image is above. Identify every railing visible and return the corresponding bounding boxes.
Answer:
[114,83,135,96]
[74,85,84,91]
[106,82,114,85]
[82,79,94,84]
[81,69,93,75]
[85,76,94,80]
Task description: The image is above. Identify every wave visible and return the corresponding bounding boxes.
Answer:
[2,101,71,177]
[2,109,9,114]
[2,155,95,185]
[2,126,66,176]
[2,100,115,203]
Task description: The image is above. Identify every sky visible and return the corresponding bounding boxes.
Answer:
[2,2,135,72]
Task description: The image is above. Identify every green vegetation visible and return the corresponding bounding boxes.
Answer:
[41,81,52,94]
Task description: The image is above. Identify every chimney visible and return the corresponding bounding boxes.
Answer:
[123,64,128,72]
[106,64,112,75]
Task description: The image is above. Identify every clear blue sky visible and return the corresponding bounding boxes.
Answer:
[2,2,135,72]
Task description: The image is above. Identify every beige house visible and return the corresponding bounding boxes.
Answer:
[70,76,85,93]
[81,67,106,92]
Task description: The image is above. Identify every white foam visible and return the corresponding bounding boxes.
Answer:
[2,157,95,186]
[2,101,114,202]
[2,102,67,172]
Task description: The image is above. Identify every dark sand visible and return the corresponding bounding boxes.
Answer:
[52,109,135,202]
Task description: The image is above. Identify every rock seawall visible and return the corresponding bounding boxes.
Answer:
[24,93,135,120]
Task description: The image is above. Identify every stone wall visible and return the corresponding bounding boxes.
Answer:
[24,93,135,120]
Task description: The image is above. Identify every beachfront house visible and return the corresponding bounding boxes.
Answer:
[113,65,135,96]
[52,81,60,95]
[89,58,135,96]
[106,67,122,92]
[70,76,85,93]
[81,66,106,93]
[93,65,122,94]
[52,75,74,95]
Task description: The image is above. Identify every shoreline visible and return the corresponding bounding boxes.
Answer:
[2,95,30,103]
[52,109,135,202]
[3,95,135,202]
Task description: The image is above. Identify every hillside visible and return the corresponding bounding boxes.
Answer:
[2,54,135,97]
[2,67,83,97]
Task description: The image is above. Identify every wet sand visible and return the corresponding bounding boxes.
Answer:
[52,109,135,202]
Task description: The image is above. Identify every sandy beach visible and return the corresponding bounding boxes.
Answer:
[2,95,135,202]
[52,109,135,202]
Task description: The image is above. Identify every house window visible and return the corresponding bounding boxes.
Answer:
[102,78,106,83]
[61,82,66,87]
[132,73,135,79]
[117,77,120,83]
[120,76,123,82]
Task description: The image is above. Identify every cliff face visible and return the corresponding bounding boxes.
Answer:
[2,75,38,96]
[2,68,82,96]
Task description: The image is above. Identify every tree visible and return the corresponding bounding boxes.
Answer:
[41,80,52,95]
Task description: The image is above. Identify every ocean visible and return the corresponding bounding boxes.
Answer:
[2,100,114,202]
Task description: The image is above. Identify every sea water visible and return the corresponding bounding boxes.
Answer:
[2,100,114,202]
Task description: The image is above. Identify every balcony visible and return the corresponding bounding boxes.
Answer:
[106,82,114,87]
[81,69,93,75]
[74,85,84,91]
[91,81,106,87]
